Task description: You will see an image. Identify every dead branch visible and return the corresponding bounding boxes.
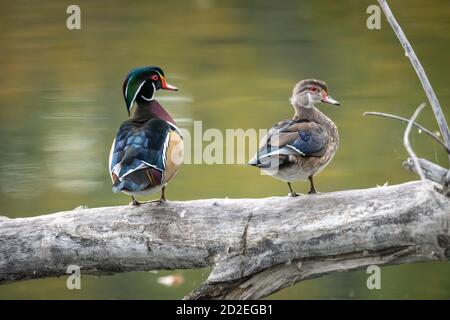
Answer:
[363,112,450,154]
[403,103,427,180]
[378,0,450,157]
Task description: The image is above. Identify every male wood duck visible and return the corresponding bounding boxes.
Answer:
[109,66,183,205]
[249,79,340,196]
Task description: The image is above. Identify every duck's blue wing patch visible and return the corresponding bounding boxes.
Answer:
[249,120,328,167]
[110,118,171,179]
[288,126,327,156]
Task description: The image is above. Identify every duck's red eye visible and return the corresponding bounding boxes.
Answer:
[310,86,317,92]
[151,74,159,81]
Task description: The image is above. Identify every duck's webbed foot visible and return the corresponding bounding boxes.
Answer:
[308,175,318,194]
[129,196,141,206]
[152,187,167,203]
[287,182,300,197]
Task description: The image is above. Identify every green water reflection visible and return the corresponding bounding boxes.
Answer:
[0,0,449,299]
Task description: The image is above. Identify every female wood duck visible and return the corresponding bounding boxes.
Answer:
[109,66,183,205]
[249,79,340,196]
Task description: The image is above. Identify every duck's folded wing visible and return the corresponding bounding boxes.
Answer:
[249,120,328,167]
[109,119,172,191]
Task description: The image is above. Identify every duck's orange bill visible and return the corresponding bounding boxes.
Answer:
[160,75,178,91]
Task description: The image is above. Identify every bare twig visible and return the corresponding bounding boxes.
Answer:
[404,103,427,180]
[378,0,450,160]
[363,112,450,154]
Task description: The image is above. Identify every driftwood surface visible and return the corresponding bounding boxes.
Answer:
[0,180,449,299]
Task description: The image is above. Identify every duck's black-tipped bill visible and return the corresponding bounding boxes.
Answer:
[322,94,340,106]
[160,75,178,91]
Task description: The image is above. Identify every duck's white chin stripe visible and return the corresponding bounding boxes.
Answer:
[141,95,154,101]
[141,83,156,101]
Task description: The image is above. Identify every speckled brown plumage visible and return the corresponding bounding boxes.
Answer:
[288,106,339,175]
[249,79,340,195]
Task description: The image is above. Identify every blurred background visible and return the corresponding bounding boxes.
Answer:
[0,0,449,299]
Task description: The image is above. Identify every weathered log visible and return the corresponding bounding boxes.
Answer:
[0,180,449,299]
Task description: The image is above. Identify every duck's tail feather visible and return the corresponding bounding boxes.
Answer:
[248,156,276,169]
[249,146,297,169]
[112,167,163,193]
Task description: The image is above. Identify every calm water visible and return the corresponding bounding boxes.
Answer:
[0,0,449,299]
